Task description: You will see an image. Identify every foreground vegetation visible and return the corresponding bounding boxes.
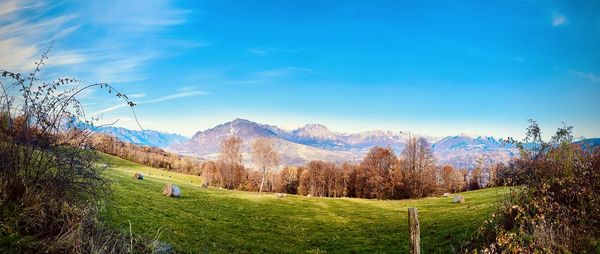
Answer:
[103,154,507,253]
[0,51,154,253]
[467,121,600,253]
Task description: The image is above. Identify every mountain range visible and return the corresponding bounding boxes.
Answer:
[92,125,189,148]
[167,118,518,169]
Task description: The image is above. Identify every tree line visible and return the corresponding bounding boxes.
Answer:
[90,133,204,175]
[92,132,503,199]
[201,136,502,199]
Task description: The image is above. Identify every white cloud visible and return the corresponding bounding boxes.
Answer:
[90,90,209,116]
[254,67,315,78]
[248,48,268,55]
[0,0,198,86]
[85,0,190,30]
[0,6,80,73]
[552,12,568,27]
[570,69,600,83]
[90,103,129,116]
[247,47,307,56]
[0,0,45,18]
[129,93,146,98]
[142,90,209,103]
[0,38,38,72]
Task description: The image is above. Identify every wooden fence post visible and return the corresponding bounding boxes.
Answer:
[408,208,420,254]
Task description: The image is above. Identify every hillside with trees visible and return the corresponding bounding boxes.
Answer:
[92,130,503,199]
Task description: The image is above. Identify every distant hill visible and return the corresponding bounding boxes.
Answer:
[92,125,188,148]
[168,118,517,169]
[169,119,358,165]
[575,138,600,150]
[433,135,516,169]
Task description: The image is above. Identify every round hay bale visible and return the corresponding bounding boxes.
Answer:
[443,192,450,197]
[133,172,144,180]
[452,195,465,204]
[163,184,181,197]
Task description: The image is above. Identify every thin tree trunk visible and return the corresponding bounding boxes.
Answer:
[259,166,266,194]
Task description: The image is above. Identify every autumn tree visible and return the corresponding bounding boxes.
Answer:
[469,168,482,190]
[468,157,486,190]
[452,169,466,192]
[201,160,218,186]
[297,169,311,196]
[340,162,355,197]
[276,166,301,194]
[357,146,399,199]
[242,170,262,191]
[400,137,436,198]
[441,165,455,192]
[219,136,244,189]
[361,146,398,173]
[90,133,204,175]
[306,160,326,197]
[251,138,279,194]
[441,165,466,192]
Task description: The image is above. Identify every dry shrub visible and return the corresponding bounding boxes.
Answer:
[464,121,600,253]
[0,47,158,253]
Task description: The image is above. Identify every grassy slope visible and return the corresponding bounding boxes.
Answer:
[102,154,507,253]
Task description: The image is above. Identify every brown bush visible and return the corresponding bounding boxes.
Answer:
[465,121,600,253]
[0,48,157,253]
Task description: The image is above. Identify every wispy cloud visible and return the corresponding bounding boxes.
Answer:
[552,12,568,27]
[0,0,200,86]
[142,90,209,103]
[0,0,45,18]
[129,93,146,98]
[182,66,316,87]
[90,90,209,116]
[247,47,307,56]
[178,86,199,92]
[0,0,80,73]
[254,67,315,78]
[85,0,190,30]
[570,69,600,83]
[438,39,527,64]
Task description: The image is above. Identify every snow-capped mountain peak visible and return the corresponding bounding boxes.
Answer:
[167,118,518,169]
[293,124,337,139]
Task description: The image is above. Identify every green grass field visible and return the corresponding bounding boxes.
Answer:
[102,154,508,253]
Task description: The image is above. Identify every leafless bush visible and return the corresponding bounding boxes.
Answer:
[465,121,600,253]
[0,46,152,253]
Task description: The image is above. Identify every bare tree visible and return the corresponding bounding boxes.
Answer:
[277,166,300,193]
[219,136,243,189]
[251,138,279,194]
[401,136,436,198]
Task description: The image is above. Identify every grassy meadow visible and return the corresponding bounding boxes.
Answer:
[101,154,508,253]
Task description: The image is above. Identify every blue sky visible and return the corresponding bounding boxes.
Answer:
[1,0,599,138]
